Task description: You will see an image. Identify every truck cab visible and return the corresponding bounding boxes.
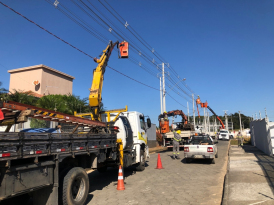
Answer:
[219,129,230,140]
[102,111,151,170]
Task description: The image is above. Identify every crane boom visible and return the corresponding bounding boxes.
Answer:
[89,41,119,120]
[207,106,225,129]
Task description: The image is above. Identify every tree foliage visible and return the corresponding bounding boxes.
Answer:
[0,89,38,105]
[36,94,90,115]
[30,118,48,128]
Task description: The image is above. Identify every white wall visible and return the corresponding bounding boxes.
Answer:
[250,118,274,156]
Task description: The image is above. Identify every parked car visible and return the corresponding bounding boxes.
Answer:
[184,134,218,164]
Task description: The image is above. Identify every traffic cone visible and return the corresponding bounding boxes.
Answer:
[117,165,125,190]
[155,153,164,169]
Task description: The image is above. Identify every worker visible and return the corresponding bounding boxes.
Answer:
[56,124,62,133]
[237,131,243,146]
[163,111,168,121]
[172,130,182,159]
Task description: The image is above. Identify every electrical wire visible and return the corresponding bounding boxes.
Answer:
[99,0,198,97]
[0,1,191,109]
[45,0,192,101]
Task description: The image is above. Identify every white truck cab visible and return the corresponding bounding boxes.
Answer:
[102,111,151,170]
[219,129,229,140]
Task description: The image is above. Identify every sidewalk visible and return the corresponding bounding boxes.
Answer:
[225,145,274,205]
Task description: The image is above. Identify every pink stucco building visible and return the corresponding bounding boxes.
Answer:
[8,64,75,96]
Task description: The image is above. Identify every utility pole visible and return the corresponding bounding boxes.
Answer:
[208,111,210,134]
[214,118,217,133]
[162,62,166,112]
[239,111,242,133]
[224,110,228,130]
[231,115,233,133]
[159,77,163,114]
[203,108,206,133]
[259,111,262,120]
[265,108,268,121]
[192,94,195,130]
[187,102,190,122]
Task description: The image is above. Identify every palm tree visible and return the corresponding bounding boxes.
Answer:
[0,82,8,95]
[36,94,90,115]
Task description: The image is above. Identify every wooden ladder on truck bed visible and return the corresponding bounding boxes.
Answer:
[0,101,106,132]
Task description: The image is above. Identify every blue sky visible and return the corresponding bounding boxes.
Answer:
[1,0,274,124]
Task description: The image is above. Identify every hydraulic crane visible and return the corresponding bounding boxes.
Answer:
[158,109,194,134]
[75,40,129,122]
[196,96,225,129]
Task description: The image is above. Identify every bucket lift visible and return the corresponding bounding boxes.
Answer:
[119,41,129,58]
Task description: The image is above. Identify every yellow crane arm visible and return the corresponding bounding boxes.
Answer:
[89,41,118,119]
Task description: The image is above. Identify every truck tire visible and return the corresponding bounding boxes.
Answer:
[136,150,145,171]
[211,158,215,164]
[215,152,218,158]
[62,167,89,205]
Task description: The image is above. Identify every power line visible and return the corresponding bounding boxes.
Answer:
[0,1,189,108]
[99,0,198,97]
[45,0,193,101]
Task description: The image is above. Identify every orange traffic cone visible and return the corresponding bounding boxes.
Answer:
[117,165,125,190]
[155,153,164,169]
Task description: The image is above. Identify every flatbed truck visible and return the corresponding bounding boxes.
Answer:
[0,101,151,205]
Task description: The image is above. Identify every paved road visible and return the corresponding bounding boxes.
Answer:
[226,145,274,205]
[86,140,229,205]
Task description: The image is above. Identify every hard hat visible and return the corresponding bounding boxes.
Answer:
[164,111,167,113]
[176,130,181,134]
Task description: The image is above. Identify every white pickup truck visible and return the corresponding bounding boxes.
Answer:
[218,129,230,140]
[184,134,218,164]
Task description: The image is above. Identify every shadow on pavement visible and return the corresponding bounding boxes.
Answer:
[180,157,213,164]
[241,145,274,197]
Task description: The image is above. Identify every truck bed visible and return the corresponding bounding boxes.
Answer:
[0,132,117,161]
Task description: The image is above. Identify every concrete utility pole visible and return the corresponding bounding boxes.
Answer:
[203,108,207,133]
[259,111,262,120]
[224,110,228,130]
[231,115,234,132]
[159,77,163,114]
[162,63,166,112]
[187,102,190,122]
[239,111,242,133]
[208,111,210,133]
[192,94,195,129]
[214,118,217,133]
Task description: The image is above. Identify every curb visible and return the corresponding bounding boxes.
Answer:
[221,141,231,205]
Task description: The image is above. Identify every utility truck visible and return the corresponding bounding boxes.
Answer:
[0,41,151,205]
[158,110,194,148]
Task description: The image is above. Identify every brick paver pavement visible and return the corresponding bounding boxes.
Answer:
[86,141,229,205]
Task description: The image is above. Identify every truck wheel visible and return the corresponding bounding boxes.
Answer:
[215,152,218,158]
[62,167,89,205]
[136,150,145,171]
[211,158,215,164]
